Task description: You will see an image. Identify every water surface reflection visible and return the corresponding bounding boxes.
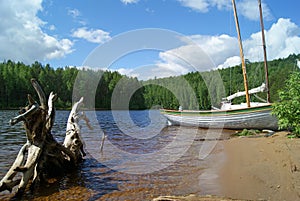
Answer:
[0,110,233,200]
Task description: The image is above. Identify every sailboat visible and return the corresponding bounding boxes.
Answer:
[161,0,278,130]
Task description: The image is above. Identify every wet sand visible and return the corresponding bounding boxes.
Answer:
[155,131,300,201]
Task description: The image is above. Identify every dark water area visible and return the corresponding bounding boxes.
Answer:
[0,110,234,201]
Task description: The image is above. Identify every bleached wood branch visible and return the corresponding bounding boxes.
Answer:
[0,79,90,197]
[31,79,47,109]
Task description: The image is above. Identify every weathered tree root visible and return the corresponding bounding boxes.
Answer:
[0,79,91,196]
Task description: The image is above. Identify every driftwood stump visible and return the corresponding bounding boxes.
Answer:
[0,79,91,196]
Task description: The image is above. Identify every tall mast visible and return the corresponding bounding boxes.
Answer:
[258,0,271,103]
[231,0,250,107]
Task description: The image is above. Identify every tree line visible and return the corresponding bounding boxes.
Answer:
[0,54,299,110]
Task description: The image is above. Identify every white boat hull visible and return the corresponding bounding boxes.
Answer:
[161,105,278,130]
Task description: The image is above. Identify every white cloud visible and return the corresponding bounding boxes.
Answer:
[100,18,300,80]
[176,0,272,21]
[244,18,300,62]
[121,0,139,5]
[72,27,111,44]
[190,34,239,66]
[153,34,239,77]
[148,18,300,79]
[115,68,140,78]
[45,38,74,59]
[177,0,210,13]
[114,64,182,81]
[211,0,231,10]
[49,24,56,31]
[217,56,241,69]
[106,34,240,80]
[158,49,195,74]
[0,0,73,64]
[237,0,273,21]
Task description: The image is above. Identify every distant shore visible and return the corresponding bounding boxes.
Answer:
[155,131,300,201]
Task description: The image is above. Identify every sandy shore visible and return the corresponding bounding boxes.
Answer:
[219,131,300,201]
[155,131,300,201]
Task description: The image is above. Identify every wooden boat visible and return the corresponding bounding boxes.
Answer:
[161,0,278,130]
[161,104,277,130]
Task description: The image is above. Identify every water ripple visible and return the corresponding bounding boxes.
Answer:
[0,110,234,200]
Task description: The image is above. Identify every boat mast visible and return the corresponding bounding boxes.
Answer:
[231,0,251,107]
[258,0,270,103]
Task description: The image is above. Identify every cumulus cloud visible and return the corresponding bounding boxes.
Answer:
[120,0,139,5]
[237,0,273,21]
[177,0,210,13]
[114,64,182,81]
[176,0,272,21]
[72,27,111,44]
[0,0,73,64]
[115,68,140,78]
[190,34,239,66]
[149,18,300,79]
[211,0,231,10]
[244,18,300,62]
[217,56,241,69]
[105,18,300,80]
[153,34,239,76]
[114,34,239,79]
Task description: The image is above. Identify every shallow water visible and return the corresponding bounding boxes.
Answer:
[0,110,234,201]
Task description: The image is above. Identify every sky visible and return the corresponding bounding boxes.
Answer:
[0,0,299,80]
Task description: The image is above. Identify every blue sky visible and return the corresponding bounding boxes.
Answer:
[0,0,299,80]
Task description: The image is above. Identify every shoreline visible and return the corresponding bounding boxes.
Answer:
[1,129,300,201]
[154,131,300,201]
[219,131,300,201]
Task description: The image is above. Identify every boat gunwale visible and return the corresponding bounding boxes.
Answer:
[160,104,273,116]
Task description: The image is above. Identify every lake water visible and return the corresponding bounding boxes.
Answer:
[0,110,234,201]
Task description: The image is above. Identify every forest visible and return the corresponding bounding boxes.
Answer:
[0,53,299,110]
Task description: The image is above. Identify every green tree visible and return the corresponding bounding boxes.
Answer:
[272,71,300,136]
[0,53,300,110]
